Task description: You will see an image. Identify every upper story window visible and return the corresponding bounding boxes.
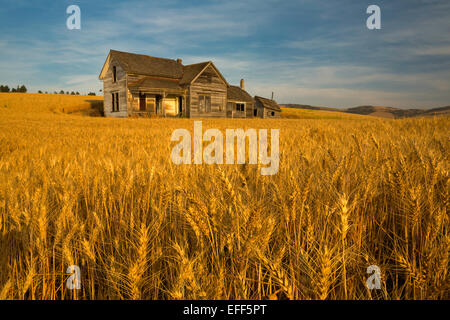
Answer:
[199,95,211,113]
[113,66,117,83]
[236,103,245,112]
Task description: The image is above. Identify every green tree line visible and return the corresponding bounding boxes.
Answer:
[0,85,27,93]
[1,85,98,96]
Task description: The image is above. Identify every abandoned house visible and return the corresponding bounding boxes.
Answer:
[98,50,281,118]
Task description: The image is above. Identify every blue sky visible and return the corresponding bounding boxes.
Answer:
[0,0,449,108]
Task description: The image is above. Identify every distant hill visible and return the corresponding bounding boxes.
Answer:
[280,104,450,119]
[280,106,369,120]
[282,104,342,112]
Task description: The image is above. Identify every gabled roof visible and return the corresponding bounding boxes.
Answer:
[180,61,229,86]
[180,62,210,85]
[227,86,254,102]
[99,50,230,87]
[255,96,281,111]
[99,50,183,79]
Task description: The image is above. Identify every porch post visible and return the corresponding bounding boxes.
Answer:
[162,91,166,117]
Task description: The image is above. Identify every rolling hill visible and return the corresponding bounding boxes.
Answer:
[281,104,450,119]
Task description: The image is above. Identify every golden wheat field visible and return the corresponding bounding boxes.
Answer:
[0,93,448,300]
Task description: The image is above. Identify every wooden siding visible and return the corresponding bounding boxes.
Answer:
[266,109,281,118]
[103,56,128,117]
[189,65,227,118]
[246,102,255,118]
[226,100,254,118]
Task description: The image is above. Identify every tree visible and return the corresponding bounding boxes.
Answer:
[0,85,10,93]
[76,92,80,95]
[71,91,76,95]
[59,90,65,94]
[19,85,27,93]
[38,90,43,94]
[11,88,16,93]
[88,92,96,96]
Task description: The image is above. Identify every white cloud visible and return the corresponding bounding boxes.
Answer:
[249,84,447,109]
[414,46,450,56]
[63,74,99,85]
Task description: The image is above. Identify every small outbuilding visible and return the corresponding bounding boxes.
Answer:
[226,80,255,118]
[254,96,281,118]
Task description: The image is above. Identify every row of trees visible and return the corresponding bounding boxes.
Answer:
[42,91,97,96]
[41,90,82,95]
[0,85,27,93]
[0,84,97,96]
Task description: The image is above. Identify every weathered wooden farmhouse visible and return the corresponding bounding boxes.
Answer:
[99,50,280,118]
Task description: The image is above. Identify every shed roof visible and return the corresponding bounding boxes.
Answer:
[255,96,281,111]
[227,86,254,102]
[128,77,183,90]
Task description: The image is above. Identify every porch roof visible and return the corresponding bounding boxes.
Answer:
[128,76,183,90]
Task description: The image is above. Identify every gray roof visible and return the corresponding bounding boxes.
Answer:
[128,77,183,90]
[227,86,254,102]
[109,50,184,79]
[101,50,230,89]
[180,62,210,85]
[255,96,281,111]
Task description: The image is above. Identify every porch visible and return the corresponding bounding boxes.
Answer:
[129,88,187,117]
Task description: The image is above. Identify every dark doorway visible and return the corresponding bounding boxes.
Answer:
[254,108,257,117]
[155,96,160,114]
[139,93,146,111]
[179,96,183,115]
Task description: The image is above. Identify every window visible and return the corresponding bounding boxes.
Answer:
[205,96,211,112]
[236,103,245,112]
[219,98,224,112]
[271,111,275,116]
[111,93,115,112]
[198,95,211,113]
[139,93,146,111]
[112,92,119,112]
[113,66,117,83]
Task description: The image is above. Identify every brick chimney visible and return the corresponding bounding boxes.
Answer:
[240,79,245,90]
[177,58,182,64]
